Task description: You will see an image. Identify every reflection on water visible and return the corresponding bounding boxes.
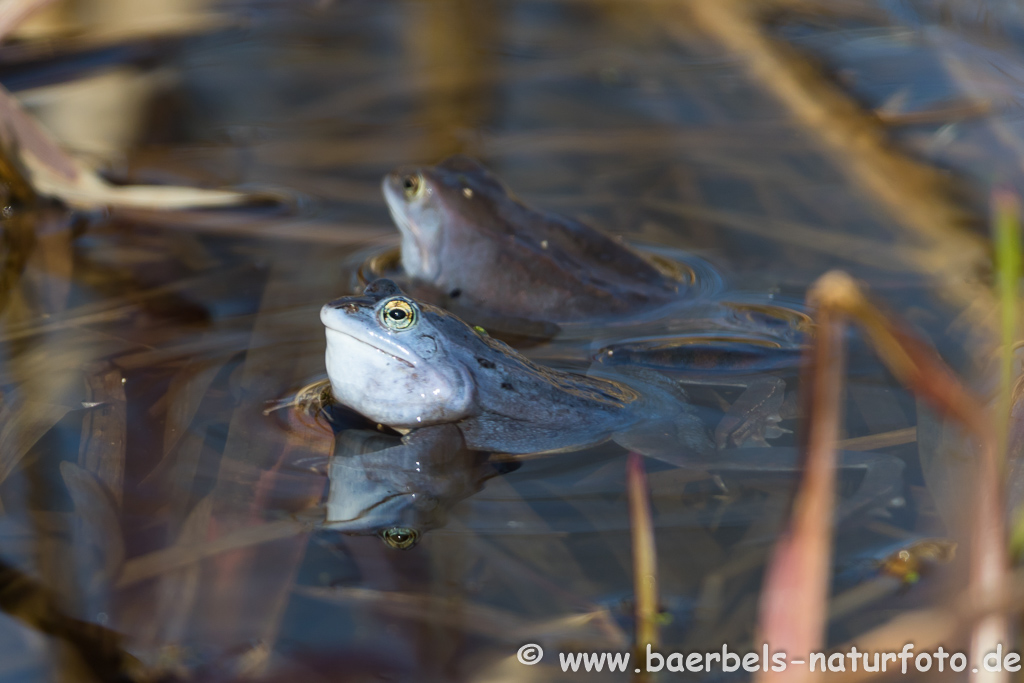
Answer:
[323,425,501,541]
[0,0,997,681]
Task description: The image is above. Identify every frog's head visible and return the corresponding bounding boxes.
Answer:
[382,156,507,281]
[320,279,475,429]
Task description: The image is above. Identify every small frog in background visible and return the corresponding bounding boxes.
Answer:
[382,156,683,323]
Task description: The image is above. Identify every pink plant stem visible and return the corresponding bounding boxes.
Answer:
[756,274,847,683]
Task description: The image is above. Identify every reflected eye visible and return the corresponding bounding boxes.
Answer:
[402,173,424,200]
[380,298,418,331]
[381,527,419,549]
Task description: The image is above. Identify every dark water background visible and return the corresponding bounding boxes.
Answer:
[0,0,1013,681]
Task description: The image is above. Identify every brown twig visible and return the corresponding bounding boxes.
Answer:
[627,451,660,664]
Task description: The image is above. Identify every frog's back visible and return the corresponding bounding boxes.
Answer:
[430,157,681,320]
[453,336,713,458]
[442,324,643,452]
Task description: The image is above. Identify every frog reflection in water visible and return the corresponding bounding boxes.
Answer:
[323,425,511,549]
[382,156,681,323]
[320,278,712,460]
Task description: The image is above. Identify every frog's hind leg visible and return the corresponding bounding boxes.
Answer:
[598,365,715,466]
[614,405,714,467]
[714,376,791,449]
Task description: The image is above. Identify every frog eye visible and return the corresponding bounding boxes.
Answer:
[380,298,418,331]
[380,527,419,549]
[402,173,425,200]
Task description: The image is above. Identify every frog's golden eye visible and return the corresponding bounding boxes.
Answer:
[380,298,417,331]
[381,527,419,549]
[402,173,425,200]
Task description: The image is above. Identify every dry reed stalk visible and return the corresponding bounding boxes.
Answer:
[755,272,848,683]
[755,270,1008,683]
[628,451,660,660]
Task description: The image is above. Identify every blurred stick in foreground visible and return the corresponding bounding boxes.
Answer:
[0,0,58,44]
[627,451,659,676]
[755,272,846,683]
[755,271,1008,683]
[993,190,1020,466]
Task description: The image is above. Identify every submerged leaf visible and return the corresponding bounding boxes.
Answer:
[0,396,72,488]
[159,359,226,464]
[77,363,126,507]
[141,497,213,648]
[59,461,125,590]
[116,520,307,588]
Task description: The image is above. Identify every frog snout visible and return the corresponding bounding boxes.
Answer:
[320,303,351,327]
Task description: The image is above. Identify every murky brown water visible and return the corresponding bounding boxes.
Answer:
[0,1,1010,681]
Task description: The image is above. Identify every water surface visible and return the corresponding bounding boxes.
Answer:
[0,1,997,681]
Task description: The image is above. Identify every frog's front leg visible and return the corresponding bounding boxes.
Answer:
[714,376,792,449]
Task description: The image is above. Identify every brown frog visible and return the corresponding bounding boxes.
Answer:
[382,156,682,323]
